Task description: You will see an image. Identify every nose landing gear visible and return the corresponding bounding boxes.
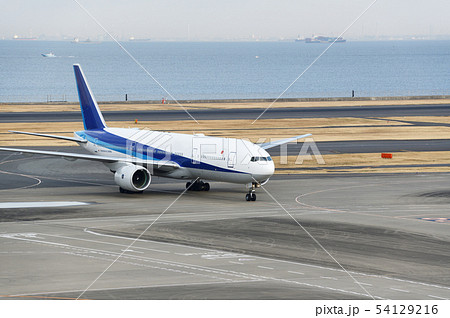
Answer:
[245,182,259,201]
[245,192,256,201]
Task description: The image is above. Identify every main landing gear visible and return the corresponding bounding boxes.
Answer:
[186,180,210,191]
[119,187,143,194]
[245,182,259,201]
[185,180,259,201]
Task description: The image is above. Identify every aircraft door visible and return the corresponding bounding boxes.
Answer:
[193,147,200,164]
[227,138,237,168]
[227,152,236,168]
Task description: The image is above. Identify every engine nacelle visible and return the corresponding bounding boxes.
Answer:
[114,164,151,192]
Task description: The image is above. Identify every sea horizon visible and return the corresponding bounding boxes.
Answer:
[1,40,449,103]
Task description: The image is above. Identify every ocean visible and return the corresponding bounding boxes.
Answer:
[0,40,449,103]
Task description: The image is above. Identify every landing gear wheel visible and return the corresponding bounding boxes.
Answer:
[188,180,210,191]
[245,181,259,201]
[119,187,125,193]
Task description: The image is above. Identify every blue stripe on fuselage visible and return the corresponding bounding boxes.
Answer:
[76,130,246,174]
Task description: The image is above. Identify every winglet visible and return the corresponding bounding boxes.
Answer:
[73,64,107,130]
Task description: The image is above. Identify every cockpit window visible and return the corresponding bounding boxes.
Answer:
[250,156,272,162]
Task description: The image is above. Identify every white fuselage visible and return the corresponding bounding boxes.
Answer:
[76,127,275,184]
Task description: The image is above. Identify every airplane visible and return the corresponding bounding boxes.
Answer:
[0,64,311,201]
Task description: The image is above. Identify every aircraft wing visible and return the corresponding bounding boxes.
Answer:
[0,147,179,171]
[9,130,87,143]
[258,133,312,150]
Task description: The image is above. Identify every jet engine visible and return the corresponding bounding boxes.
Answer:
[114,164,151,192]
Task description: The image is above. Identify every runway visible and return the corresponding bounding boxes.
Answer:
[275,139,450,155]
[3,137,450,159]
[2,103,450,123]
[0,154,449,299]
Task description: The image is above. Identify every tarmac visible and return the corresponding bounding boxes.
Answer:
[0,152,449,299]
[0,104,449,300]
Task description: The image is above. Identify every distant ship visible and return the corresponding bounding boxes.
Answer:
[71,38,101,44]
[304,36,346,43]
[332,37,346,43]
[305,37,321,43]
[129,37,151,42]
[41,52,56,58]
[13,35,37,41]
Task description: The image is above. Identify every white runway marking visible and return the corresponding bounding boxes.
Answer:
[83,228,450,297]
[321,276,338,281]
[258,266,274,270]
[288,271,304,275]
[0,201,89,209]
[428,295,448,300]
[3,229,450,299]
[229,261,244,265]
[1,232,262,284]
[83,229,171,253]
[0,168,42,191]
[121,249,144,254]
[389,287,410,293]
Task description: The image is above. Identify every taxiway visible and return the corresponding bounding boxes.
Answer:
[0,154,449,299]
[1,103,450,123]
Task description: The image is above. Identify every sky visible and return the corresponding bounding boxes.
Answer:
[2,0,450,41]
